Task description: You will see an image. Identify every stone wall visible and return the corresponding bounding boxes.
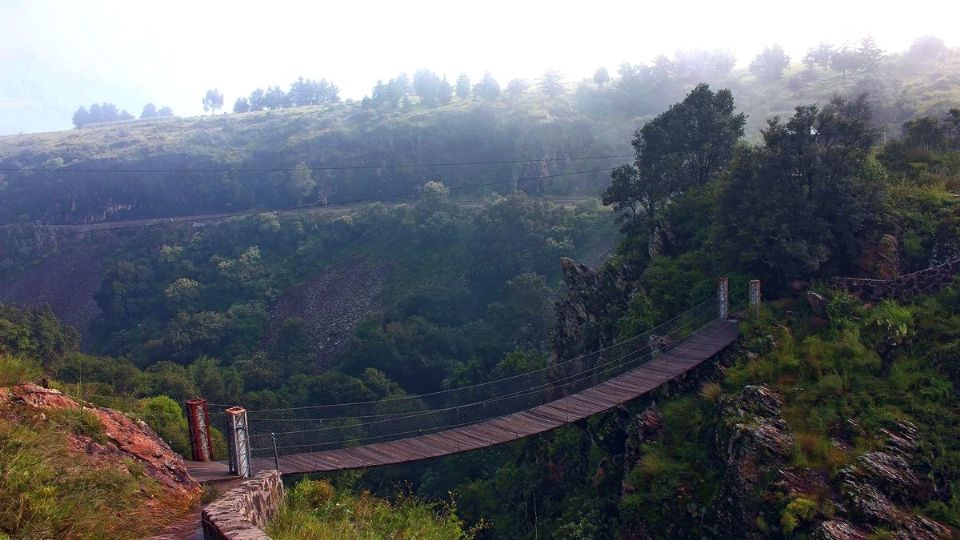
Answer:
[201,470,284,540]
[831,258,960,303]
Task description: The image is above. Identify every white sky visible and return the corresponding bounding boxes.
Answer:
[1,0,958,134]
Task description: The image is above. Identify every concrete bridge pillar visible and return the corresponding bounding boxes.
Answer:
[717,277,729,319]
[226,406,253,478]
[186,398,214,462]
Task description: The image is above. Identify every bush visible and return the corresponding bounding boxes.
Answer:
[780,496,818,534]
[138,396,190,456]
[269,478,471,540]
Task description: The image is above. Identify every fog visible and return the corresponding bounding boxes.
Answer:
[1,0,957,134]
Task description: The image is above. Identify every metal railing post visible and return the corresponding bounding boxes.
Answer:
[749,279,762,314]
[271,432,280,472]
[226,406,252,478]
[717,277,729,320]
[185,398,213,462]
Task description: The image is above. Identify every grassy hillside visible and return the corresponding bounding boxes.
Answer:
[0,44,958,225]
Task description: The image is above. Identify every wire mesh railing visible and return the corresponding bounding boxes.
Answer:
[213,289,745,468]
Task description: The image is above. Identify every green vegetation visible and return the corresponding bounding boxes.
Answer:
[1,37,960,538]
[337,87,959,537]
[72,194,615,407]
[268,478,472,540]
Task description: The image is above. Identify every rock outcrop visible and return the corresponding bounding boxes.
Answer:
[0,384,201,517]
[835,421,951,539]
[713,385,794,534]
[552,257,634,360]
[857,233,902,280]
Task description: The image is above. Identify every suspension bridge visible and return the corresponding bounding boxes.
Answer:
[185,279,753,480]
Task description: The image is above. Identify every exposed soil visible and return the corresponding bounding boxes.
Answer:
[265,257,387,371]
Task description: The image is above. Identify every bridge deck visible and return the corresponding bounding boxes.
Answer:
[270,318,739,475]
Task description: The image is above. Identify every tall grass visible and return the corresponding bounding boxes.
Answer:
[268,479,473,540]
[0,416,169,539]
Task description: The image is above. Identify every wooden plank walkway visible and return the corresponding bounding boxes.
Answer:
[267,318,739,475]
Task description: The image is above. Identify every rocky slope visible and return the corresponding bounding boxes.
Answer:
[0,383,201,537]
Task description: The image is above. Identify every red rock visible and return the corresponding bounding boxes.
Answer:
[0,384,201,518]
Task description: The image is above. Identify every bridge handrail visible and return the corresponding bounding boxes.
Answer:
[235,294,722,417]
[228,293,744,458]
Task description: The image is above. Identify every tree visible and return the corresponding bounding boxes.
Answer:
[455,73,471,99]
[202,89,224,114]
[717,95,882,287]
[830,47,862,80]
[437,77,454,105]
[473,72,500,101]
[233,96,251,113]
[505,78,529,97]
[72,106,91,128]
[140,103,157,119]
[419,180,449,209]
[262,85,287,109]
[858,36,884,72]
[803,42,834,70]
[71,102,133,127]
[371,75,410,108]
[593,67,610,87]
[539,70,565,97]
[749,44,790,82]
[287,162,316,206]
[906,36,947,63]
[248,88,266,111]
[164,277,201,310]
[287,76,339,107]
[672,50,736,82]
[414,70,444,107]
[603,84,745,237]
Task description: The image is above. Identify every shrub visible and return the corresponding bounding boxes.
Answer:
[138,396,190,456]
[780,496,818,534]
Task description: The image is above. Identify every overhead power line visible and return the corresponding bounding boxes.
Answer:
[0,153,633,174]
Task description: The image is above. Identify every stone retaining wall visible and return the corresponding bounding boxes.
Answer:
[831,258,960,303]
[202,470,284,540]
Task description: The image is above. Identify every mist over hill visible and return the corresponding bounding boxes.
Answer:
[1,38,958,226]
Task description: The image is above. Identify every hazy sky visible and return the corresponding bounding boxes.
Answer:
[1,0,957,135]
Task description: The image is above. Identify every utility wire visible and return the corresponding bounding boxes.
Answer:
[0,153,633,174]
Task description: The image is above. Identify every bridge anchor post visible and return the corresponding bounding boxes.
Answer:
[749,280,762,314]
[185,398,213,462]
[226,406,253,478]
[717,277,729,320]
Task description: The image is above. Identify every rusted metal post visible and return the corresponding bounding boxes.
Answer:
[717,277,729,320]
[226,406,252,478]
[749,280,762,313]
[185,398,214,462]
